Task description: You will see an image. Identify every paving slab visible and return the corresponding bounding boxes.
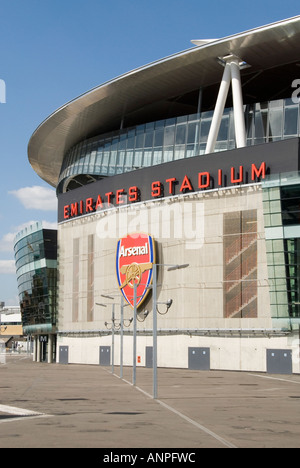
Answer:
[0,355,300,448]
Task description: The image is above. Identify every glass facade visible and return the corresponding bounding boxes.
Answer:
[14,222,58,335]
[263,173,300,327]
[58,98,300,193]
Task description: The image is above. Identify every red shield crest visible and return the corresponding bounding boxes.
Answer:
[116,233,155,309]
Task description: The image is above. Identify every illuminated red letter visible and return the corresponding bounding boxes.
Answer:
[152,181,162,198]
[80,200,84,214]
[251,162,266,181]
[218,169,223,186]
[231,166,244,184]
[105,192,114,205]
[198,172,210,189]
[116,189,125,205]
[95,195,103,210]
[129,186,138,202]
[70,203,78,217]
[180,175,193,192]
[64,205,70,219]
[166,178,177,195]
[86,198,94,213]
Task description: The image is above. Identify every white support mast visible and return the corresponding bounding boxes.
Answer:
[205,55,247,154]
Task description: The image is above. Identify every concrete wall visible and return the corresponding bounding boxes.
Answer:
[57,332,300,373]
[56,185,298,372]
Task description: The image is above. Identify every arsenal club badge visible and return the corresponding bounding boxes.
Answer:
[116,233,155,308]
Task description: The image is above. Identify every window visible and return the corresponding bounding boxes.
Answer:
[281,185,300,226]
[285,239,300,318]
[284,106,298,136]
[175,125,186,145]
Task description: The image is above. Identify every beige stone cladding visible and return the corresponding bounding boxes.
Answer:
[57,185,277,370]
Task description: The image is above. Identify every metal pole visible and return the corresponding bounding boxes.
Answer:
[0,303,4,337]
[0,308,2,361]
[153,264,158,399]
[230,58,246,149]
[205,62,231,154]
[133,282,137,386]
[120,296,124,379]
[112,303,115,374]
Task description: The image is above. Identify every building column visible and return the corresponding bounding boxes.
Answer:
[48,334,53,364]
[205,61,231,154]
[33,336,37,361]
[36,335,41,362]
[230,58,247,148]
[205,54,246,154]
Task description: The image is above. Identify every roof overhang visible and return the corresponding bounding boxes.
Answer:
[28,15,300,187]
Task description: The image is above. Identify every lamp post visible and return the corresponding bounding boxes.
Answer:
[118,296,133,379]
[131,284,150,386]
[111,303,116,375]
[152,263,189,399]
[120,295,124,379]
[133,282,137,386]
[97,260,188,397]
[97,295,132,378]
[97,302,116,374]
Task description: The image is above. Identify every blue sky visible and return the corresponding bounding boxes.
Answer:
[0,0,299,305]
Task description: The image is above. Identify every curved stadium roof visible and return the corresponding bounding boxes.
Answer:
[28,15,300,188]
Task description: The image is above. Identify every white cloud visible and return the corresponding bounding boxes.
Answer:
[41,221,58,230]
[0,221,36,253]
[0,232,17,252]
[0,220,58,253]
[0,260,15,274]
[0,220,58,278]
[9,186,57,211]
[5,296,19,306]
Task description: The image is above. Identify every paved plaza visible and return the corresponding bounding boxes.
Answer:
[0,355,300,448]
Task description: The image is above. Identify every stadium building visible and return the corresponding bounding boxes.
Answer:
[0,303,23,351]
[14,222,58,363]
[27,16,300,374]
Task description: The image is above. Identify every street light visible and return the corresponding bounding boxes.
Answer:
[96,302,115,374]
[137,310,150,322]
[167,264,190,272]
[116,295,133,379]
[133,282,137,386]
[156,299,173,315]
[97,295,132,379]
[131,287,151,386]
[98,260,188,397]
[152,263,189,399]
[100,289,145,386]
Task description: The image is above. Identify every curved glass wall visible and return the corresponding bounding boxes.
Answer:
[14,222,57,334]
[58,98,300,193]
